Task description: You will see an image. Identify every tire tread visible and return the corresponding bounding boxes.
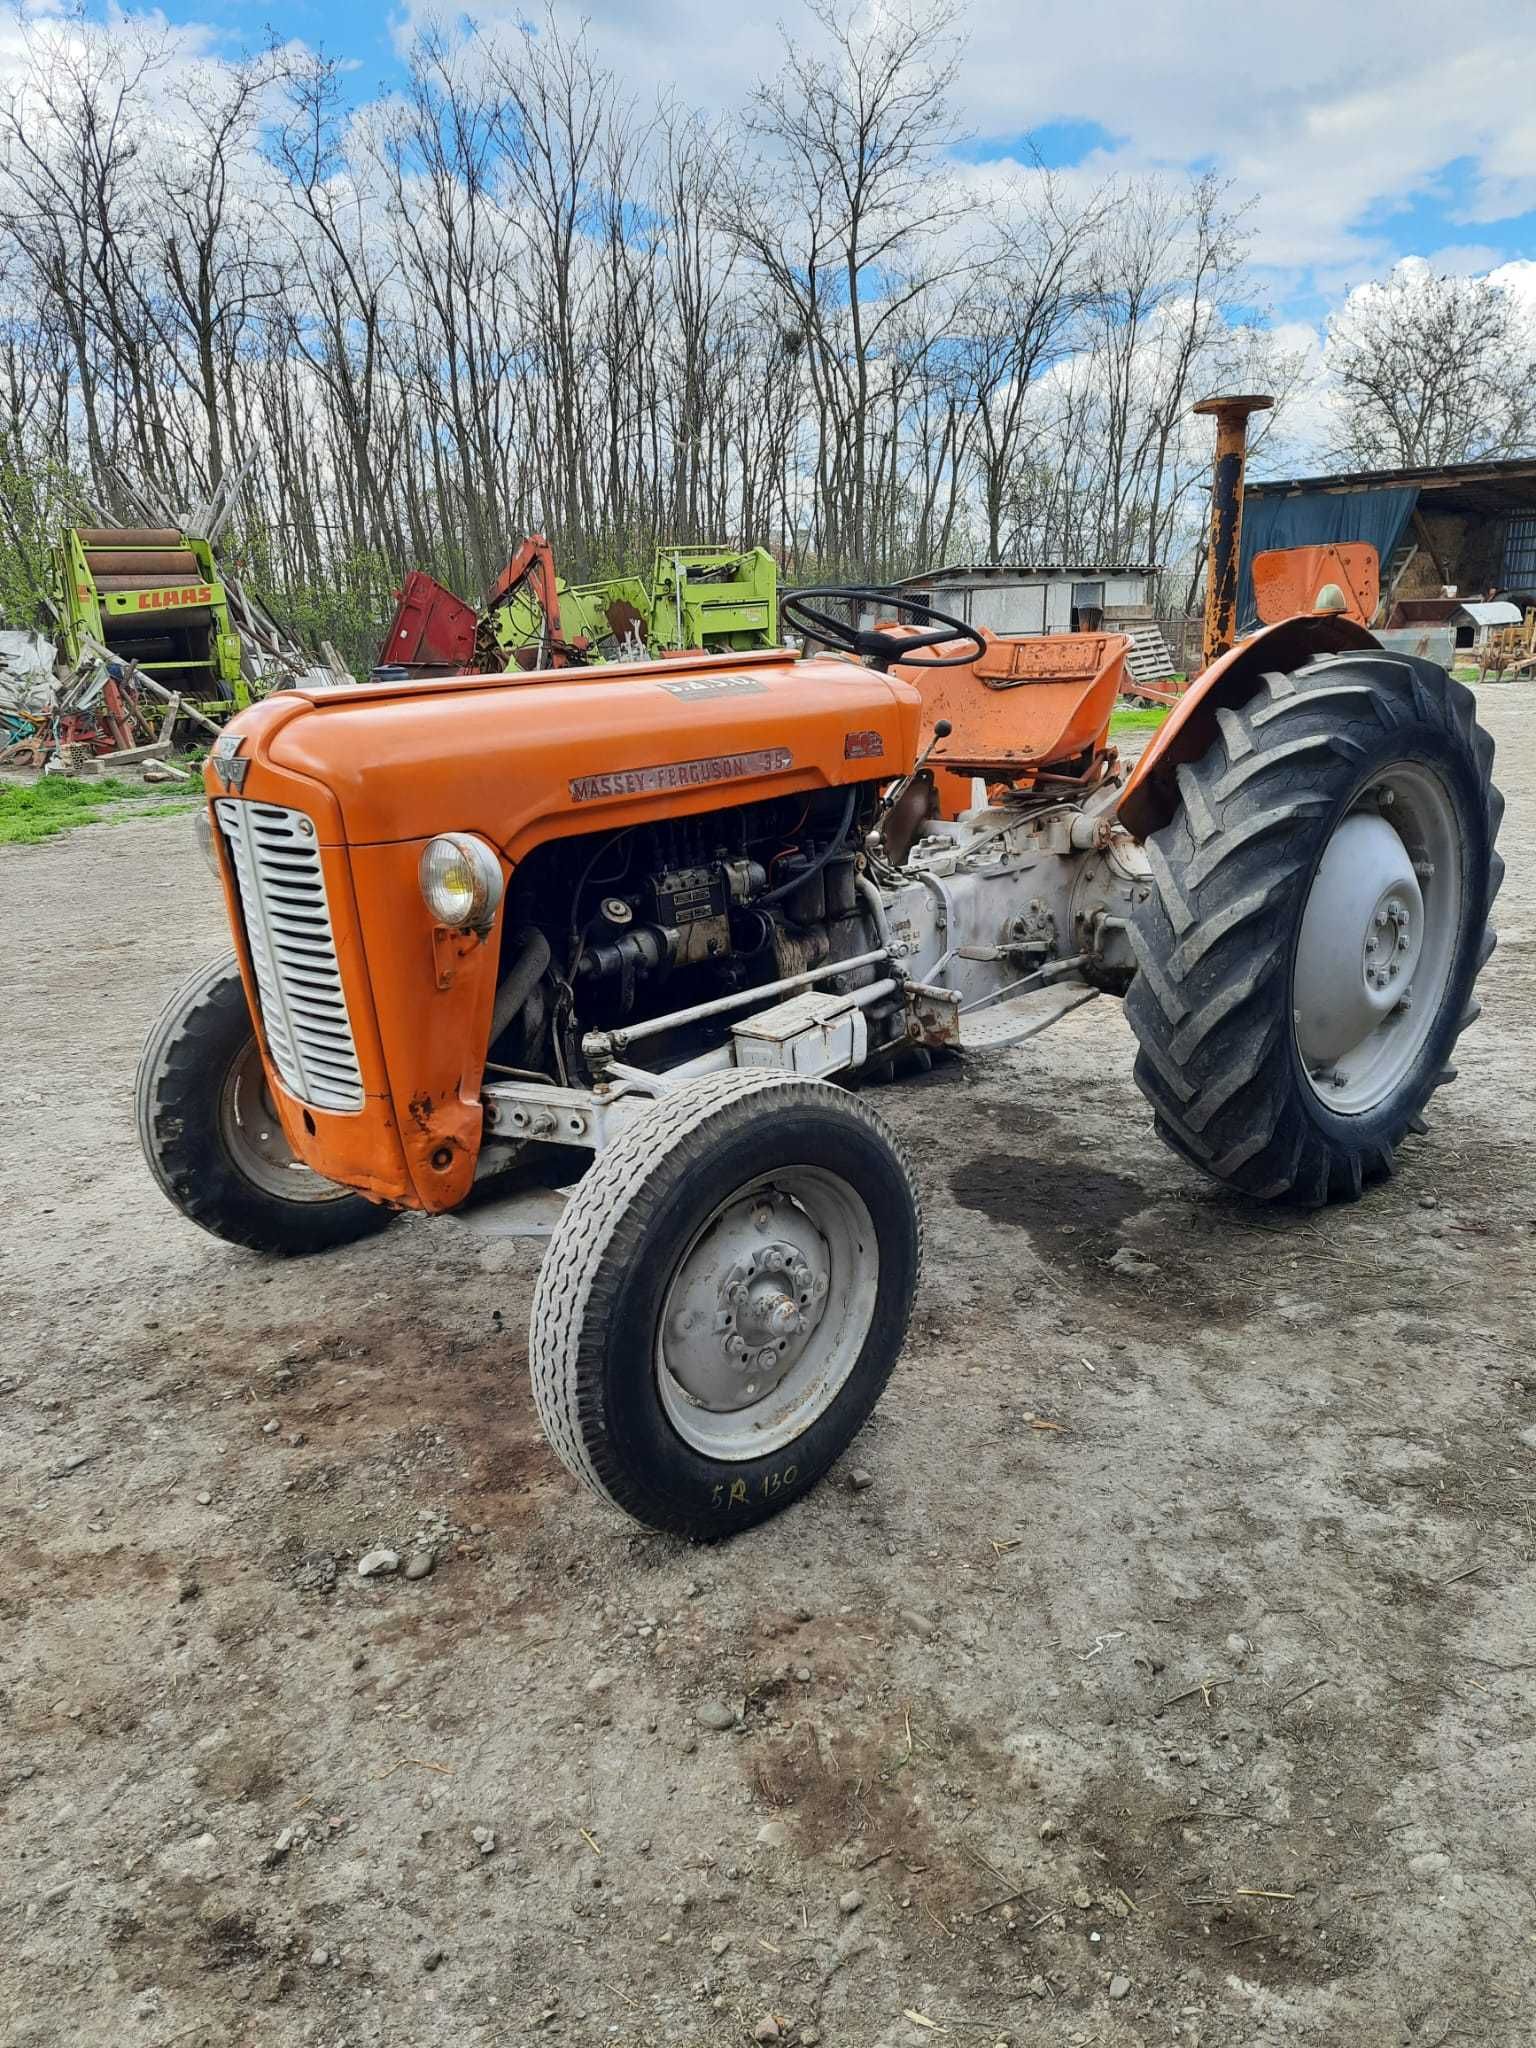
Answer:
[1126,653,1502,1204]
[528,1073,922,1535]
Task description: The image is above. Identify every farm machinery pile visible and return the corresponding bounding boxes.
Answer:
[377,535,779,676]
[3,502,341,772]
[138,400,1503,1539]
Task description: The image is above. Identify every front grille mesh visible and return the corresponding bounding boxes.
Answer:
[214,800,364,1112]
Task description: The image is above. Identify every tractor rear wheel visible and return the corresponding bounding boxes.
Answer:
[1125,652,1502,1204]
[137,951,394,1254]
[528,1072,921,1538]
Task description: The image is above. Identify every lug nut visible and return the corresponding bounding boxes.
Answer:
[1374,911,1388,929]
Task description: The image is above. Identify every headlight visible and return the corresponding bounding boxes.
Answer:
[195,806,222,878]
[419,833,504,929]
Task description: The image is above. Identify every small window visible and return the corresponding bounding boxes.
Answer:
[1071,580,1105,611]
[1502,514,1536,586]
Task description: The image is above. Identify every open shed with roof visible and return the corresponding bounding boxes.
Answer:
[1238,456,1536,634]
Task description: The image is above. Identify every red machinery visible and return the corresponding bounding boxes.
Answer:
[377,535,591,677]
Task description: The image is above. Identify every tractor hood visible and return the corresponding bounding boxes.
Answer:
[209,648,921,857]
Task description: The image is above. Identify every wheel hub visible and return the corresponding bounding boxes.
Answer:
[1295,812,1425,1075]
[662,1193,832,1413]
[219,1038,348,1203]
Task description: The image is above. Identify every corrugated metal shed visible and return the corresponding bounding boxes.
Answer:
[867,563,1160,638]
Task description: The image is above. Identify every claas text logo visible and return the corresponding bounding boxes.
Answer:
[129,585,214,612]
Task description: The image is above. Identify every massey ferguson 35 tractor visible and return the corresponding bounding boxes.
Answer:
[137,403,1503,1539]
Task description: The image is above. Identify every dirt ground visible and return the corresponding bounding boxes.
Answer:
[3,694,1534,2048]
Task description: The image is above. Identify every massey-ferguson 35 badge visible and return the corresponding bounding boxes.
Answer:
[571,748,792,802]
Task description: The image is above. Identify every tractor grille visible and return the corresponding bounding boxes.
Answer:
[214,799,364,1113]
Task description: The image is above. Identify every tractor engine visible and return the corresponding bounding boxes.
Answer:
[493,784,885,1080]
[490,774,1150,1089]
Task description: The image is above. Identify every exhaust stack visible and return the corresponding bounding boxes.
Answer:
[1193,393,1274,669]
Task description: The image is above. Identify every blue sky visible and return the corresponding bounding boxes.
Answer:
[88,0,1536,332]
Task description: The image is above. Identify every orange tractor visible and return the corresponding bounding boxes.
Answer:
[138,405,1503,1538]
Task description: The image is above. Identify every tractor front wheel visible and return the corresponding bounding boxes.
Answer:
[528,1072,921,1537]
[1125,652,1502,1204]
[136,951,394,1254]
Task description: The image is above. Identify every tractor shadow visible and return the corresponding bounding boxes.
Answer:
[948,1150,1147,1260]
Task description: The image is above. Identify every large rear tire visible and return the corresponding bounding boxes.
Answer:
[1125,653,1502,1204]
[136,951,394,1254]
[529,1072,921,1538]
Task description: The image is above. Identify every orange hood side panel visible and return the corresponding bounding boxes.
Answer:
[346,838,502,1211]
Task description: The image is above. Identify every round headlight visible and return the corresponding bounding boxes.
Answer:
[419,833,504,929]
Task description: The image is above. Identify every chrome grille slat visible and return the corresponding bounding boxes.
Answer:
[214,799,365,1113]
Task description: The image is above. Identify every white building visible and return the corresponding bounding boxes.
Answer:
[861,563,1160,638]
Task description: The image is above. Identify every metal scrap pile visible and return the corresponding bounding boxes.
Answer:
[1,634,212,780]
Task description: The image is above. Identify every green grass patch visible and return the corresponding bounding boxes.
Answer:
[0,774,201,846]
[1109,703,1173,735]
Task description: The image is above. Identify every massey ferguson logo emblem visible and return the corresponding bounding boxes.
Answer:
[128,584,213,612]
[210,732,249,792]
[571,748,791,803]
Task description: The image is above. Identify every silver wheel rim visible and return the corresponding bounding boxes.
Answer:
[1294,764,1464,1115]
[219,1039,353,1204]
[656,1167,878,1461]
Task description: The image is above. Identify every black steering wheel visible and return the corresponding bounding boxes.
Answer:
[782,585,987,673]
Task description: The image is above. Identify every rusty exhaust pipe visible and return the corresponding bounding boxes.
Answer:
[1192,393,1274,669]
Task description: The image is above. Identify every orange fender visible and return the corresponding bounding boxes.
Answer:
[1117,614,1380,841]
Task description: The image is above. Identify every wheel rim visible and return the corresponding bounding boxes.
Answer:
[656,1168,879,1461]
[218,1038,354,1204]
[1294,764,1464,1115]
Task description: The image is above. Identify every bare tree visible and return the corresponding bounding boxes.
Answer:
[1325,264,1536,468]
[0,0,1323,656]
[718,0,968,575]
[960,167,1102,562]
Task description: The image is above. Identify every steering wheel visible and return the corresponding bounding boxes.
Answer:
[782,585,987,673]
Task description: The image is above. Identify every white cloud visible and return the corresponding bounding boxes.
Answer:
[390,0,1533,290]
[1488,257,1536,318]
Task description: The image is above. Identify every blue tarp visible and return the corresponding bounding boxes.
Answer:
[1237,485,1420,628]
